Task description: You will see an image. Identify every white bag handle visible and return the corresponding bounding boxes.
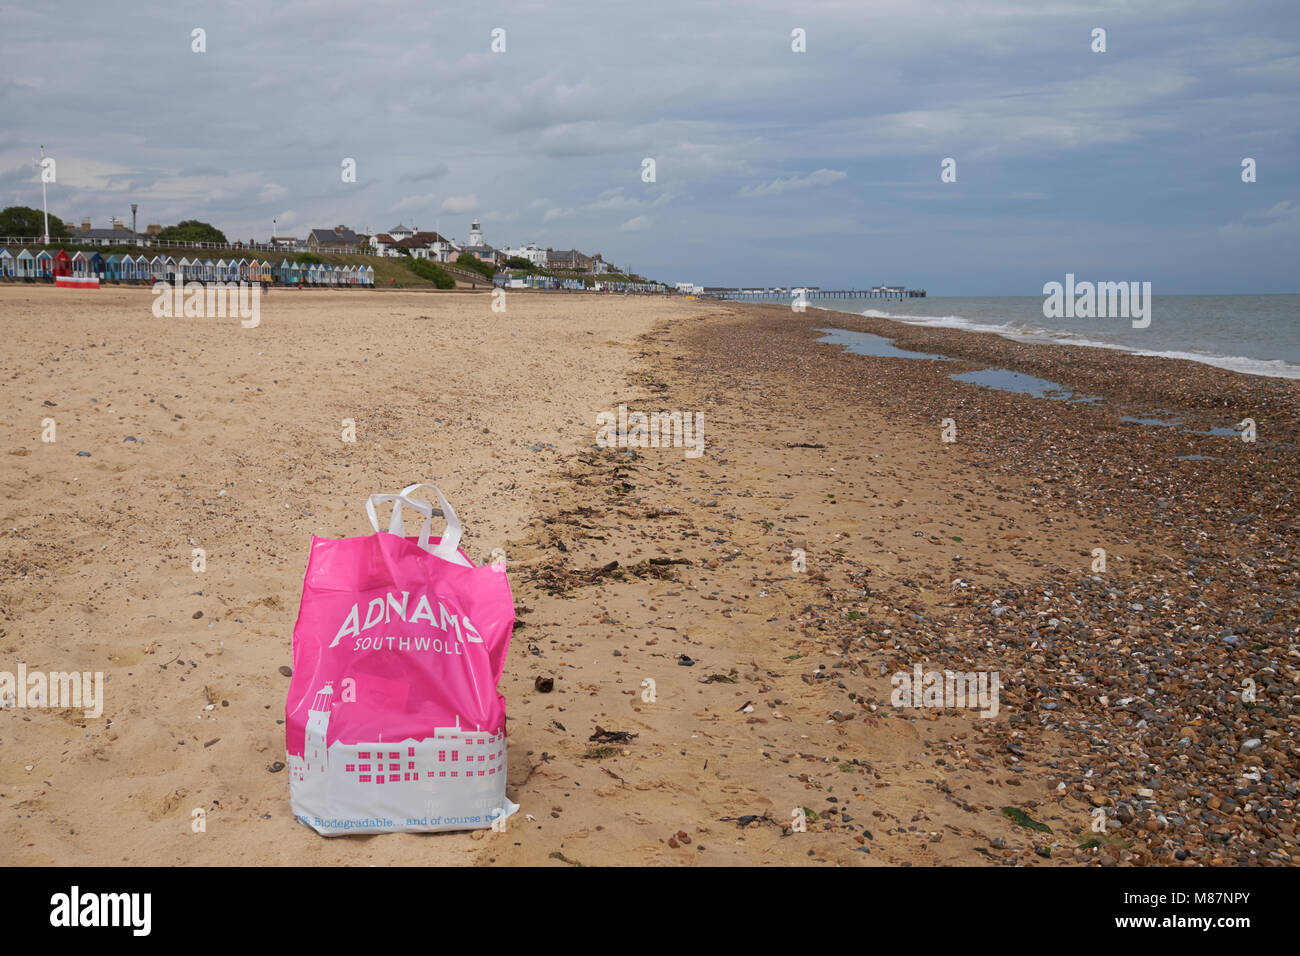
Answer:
[364,481,464,563]
[365,492,432,540]
[398,482,463,559]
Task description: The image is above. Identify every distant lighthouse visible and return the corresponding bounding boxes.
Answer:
[468,219,482,247]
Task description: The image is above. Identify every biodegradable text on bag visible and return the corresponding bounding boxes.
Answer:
[286,483,517,835]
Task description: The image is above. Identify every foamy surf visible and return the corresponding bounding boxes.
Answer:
[808,302,1300,381]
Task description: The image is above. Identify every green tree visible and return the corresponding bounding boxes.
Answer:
[156,220,228,244]
[454,254,495,279]
[505,256,535,272]
[409,258,456,289]
[0,205,71,238]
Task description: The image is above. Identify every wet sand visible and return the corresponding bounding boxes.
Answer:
[1,285,1294,865]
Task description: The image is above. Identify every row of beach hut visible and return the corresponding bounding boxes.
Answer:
[0,248,375,286]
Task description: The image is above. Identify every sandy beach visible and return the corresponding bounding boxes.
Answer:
[1,285,1295,866]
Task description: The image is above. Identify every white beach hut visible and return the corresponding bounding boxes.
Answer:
[215,258,229,282]
[71,251,91,276]
[15,249,35,278]
[0,247,14,277]
[363,265,374,286]
[120,255,136,281]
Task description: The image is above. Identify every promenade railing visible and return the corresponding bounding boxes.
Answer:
[0,236,379,256]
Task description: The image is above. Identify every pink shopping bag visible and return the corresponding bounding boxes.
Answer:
[286,482,517,835]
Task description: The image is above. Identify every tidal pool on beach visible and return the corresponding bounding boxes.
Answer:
[1121,415,1184,427]
[816,328,1102,402]
[815,328,952,361]
[949,368,1102,403]
[816,328,1242,427]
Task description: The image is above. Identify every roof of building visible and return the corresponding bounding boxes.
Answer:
[76,228,145,241]
[308,227,361,245]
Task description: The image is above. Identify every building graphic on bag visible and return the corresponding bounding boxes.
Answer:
[288,683,505,788]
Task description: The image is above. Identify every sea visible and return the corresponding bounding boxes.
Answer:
[801,294,1300,380]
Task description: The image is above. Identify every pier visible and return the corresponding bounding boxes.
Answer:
[705,287,927,300]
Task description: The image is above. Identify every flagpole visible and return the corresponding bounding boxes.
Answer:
[39,145,49,245]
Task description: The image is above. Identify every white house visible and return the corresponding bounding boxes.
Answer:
[369,233,399,257]
[370,228,457,262]
[502,242,547,268]
[407,231,457,262]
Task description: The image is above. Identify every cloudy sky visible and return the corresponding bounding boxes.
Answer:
[2,0,1297,292]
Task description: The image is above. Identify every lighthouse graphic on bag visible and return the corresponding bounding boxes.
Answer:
[286,484,518,835]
